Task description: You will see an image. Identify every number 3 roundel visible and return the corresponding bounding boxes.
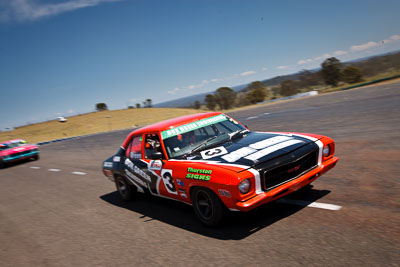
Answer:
[200,146,228,159]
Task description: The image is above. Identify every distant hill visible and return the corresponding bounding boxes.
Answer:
[155,50,400,108]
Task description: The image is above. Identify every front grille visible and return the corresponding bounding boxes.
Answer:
[263,149,318,191]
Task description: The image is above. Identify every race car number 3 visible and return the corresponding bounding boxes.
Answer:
[200,146,228,159]
[161,169,177,195]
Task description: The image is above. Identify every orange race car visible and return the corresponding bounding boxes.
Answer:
[102,112,338,226]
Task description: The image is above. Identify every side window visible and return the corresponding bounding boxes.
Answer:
[144,133,165,159]
[126,135,143,160]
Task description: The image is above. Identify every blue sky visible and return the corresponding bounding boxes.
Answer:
[1,0,400,130]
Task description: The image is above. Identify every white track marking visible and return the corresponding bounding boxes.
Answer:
[277,198,342,211]
[72,171,87,175]
[30,166,40,169]
[246,116,259,120]
[48,168,61,172]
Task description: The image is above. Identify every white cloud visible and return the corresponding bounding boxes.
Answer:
[297,58,313,65]
[351,41,380,52]
[168,88,180,95]
[390,34,400,41]
[240,71,256,76]
[0,0,121,22]
[334,50,348,56]
[277,65,288,69]
[261,67,268,71]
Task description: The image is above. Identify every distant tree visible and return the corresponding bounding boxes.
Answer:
[298,69,323,88]
[245,81,268,104]
[214,87,237,110]
[136,103,141,108]
[342,66,363,84]
[205,94,217,110]
[237,92,251,107]
[95,103,108,111]
[143,99,152,108]
[280,80,297,96]
[321,57,342,86]
[245,81,265,92]
[127,105,134,109]
[194,101,201,109]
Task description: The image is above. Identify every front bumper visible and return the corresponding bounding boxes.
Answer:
[233,156,339,211]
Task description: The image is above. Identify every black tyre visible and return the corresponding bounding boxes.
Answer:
[0,160,4,169]
[33,154,40,160]
[191,187,225,226]
[115,176,134,201]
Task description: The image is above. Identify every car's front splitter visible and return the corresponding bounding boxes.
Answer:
[233,157,339,212]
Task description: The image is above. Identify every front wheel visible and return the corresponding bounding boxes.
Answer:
[191,187,225,227]
[115,176,134,201]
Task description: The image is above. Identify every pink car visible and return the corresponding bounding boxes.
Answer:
[0,139,39,168]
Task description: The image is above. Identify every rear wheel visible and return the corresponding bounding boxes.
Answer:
[115,176,134,201]
[191,187,225,226]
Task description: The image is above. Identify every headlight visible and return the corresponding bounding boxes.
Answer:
[323,145,331,157]
[238,179,251,194]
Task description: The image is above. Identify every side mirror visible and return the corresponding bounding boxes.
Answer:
[148,151,163,160]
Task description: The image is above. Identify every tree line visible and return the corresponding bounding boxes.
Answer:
[95,51,400,112]
[200,51,400,110]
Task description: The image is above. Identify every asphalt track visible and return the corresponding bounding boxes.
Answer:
[1,81,399,266]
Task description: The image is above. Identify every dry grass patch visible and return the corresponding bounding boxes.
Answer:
[0,108,202,144]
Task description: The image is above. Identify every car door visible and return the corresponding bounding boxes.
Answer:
[122,134,158,195]
[143,133,179,198]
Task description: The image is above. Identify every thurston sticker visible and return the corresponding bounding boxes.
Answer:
[200,146,228,159]
[185,167,212,181]
[113,156,121,162]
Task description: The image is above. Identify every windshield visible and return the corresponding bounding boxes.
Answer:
[1,140,27,150]
[161,114,246,159]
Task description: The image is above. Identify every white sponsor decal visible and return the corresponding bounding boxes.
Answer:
[103,162,113,167]
[125,169,148,188]
[249,136,292,150]
[200,146,228,159]
[149,160,163,171]
[222,147,257,162]
[130,152,141,159]
[245,140,304,161]
[218,189,231,198]
[124,158,152,182]
[113,156,121,162]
